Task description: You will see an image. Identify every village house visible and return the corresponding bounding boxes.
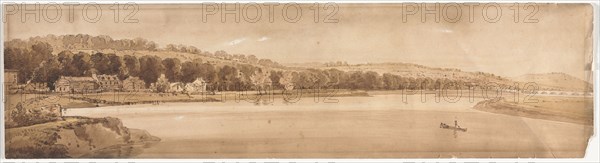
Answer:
[122,76,146,91]
[4,69,19,94]
[55,76,99,93]
[169,82,185,93]
[23,83,50,93]
[4,69,18,86]
[95,74,122,91]
[55,74,125,93]
[185,77,207,94]
[149,83,158,92]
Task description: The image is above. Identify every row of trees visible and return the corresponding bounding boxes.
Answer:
[5,34,158,51]
[280,69,479,91]
[6,34,284,68]
[324,61,349,67]
[166,47,283,68]
[3,41,289,91]
[5,41,487,92]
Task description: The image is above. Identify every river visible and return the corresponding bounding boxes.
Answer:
[64,94,592,158]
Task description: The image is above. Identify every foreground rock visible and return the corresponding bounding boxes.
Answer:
[5,116,160,158]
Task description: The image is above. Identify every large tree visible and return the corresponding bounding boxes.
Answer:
[382,73,400,90]
[162,58,182,82]
[218,65,239,91]
[107,53,126,78]
[33,56,61,89]
[181,59,203,83]
[200,63,218,91]
[139,55,164,85]
[4,42,54,83]
[57,50,77,76]
[362,71,382,90]
[91,52,111,74]
[72,52,93,76]
[279,71,295,91]
[250,69,272,94]
[123,55,140,77]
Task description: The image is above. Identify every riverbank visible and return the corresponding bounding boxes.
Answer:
[4,94,161,158]
[65,94,592,158]
[6,90,593,158]
[12,89,369,109]
[473,96,593,125]
[4,90,368,157]
[5,116,160,158]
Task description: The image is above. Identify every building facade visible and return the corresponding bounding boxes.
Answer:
[4,69,18,87]
[55,76,99,93]
[185,77,207,94]
[169,82,185,93]
[123,76,146,91]
[95,74,122,91]
[24,83,50,93]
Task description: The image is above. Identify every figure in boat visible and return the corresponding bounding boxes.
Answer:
[440,119,467,132]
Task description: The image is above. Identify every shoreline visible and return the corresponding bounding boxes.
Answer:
[77,97,591,159]
[5,90,592,158]
[473,97,593,125]
[4,94,161,158]
[5,116,161,158]
[57,89,371,109]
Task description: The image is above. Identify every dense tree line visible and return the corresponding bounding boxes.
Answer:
[5,34,284,68]
[281,69,476,91]
[3,41,283,91]
[5,34,157,51]
[5,41,484,92]
[4,42,55,85]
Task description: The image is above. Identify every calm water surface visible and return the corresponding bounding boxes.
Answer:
[65,94,592,158]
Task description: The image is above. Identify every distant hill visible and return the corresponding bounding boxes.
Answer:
[6,34,592,92]
[291,62,514,84]
[513,72,593,92]
[5,34,285,70]
[288,62,592,91]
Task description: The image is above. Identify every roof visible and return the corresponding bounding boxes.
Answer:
[170,82,184,86]
[60,76,96,82]
[193,78,206,82]
[124,76,142,80]
[96,74,119,80]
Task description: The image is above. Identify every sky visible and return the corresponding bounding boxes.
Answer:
[3,3,594,80]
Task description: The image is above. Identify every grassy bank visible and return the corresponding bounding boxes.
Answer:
[473,96,593,125]
[4,94,161,158]
[5,116,160,158]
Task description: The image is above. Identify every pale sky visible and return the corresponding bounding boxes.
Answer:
[3,3,594,79]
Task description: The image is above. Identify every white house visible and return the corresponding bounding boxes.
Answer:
[185,77,207,94]
[169,82,185,93]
